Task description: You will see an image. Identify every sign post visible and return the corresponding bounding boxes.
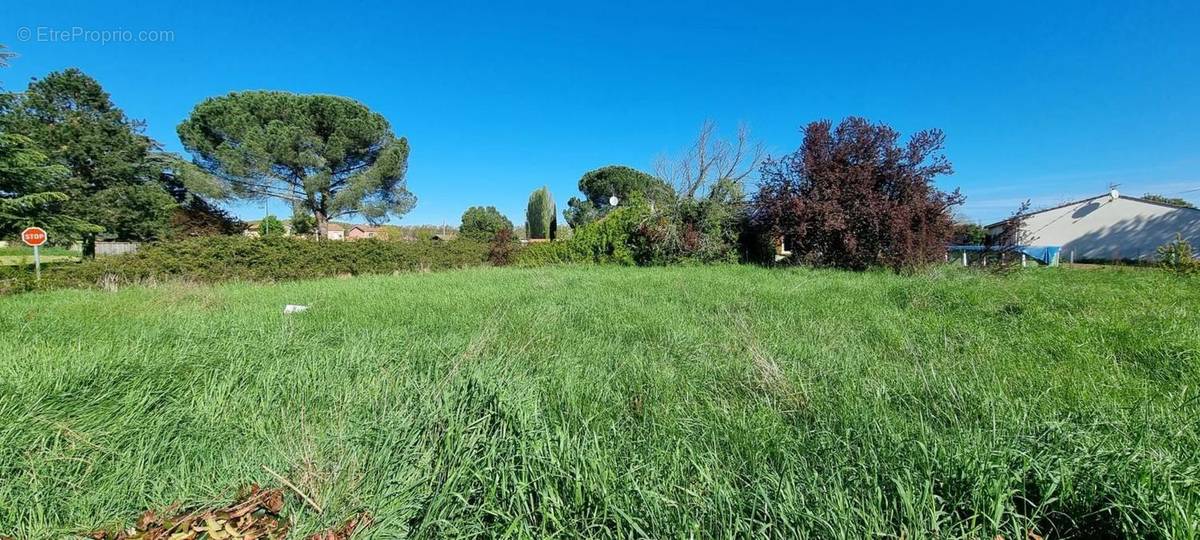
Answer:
[21,227,47,280]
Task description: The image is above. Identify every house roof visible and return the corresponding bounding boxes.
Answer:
[350,225,387,233]
[984,193,1200,229]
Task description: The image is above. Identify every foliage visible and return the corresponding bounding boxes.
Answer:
[519,186,747,267]
[515,204,644,266]
[1142,193,1195,209]
[0,69,201,243]
[460,205,513,242]
[618,122,760,265]
[157,154,244,238]
[0,44,14,69]
[0,133,103,241]
[177,91,415,235]
[951,222,987,245]
[1,235,488,292]
[553,130,752,266]
[2,266,1199,538]
[754,117,964,271]
[565,165,673,228]
[257,215,285,238]
[525,186,557,240]
[89,184,178,240]
[1157,233,1197,275]
[628,178,746,265]
[289,205,316,237]
[563,197,601,230]
[487,227,516,266]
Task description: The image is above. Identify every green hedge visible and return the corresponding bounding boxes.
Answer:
[513,206,641,267]
[0,236,489,293]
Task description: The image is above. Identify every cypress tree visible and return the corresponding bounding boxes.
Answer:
[525,186,557,240]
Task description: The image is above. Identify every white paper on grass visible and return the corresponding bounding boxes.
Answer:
[283,304,310,314]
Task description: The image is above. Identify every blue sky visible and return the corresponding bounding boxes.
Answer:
[5,0,1199,225]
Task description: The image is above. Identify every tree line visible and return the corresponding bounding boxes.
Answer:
[1,63,415,249]
[3,56,970,271]
[479,118,965,271]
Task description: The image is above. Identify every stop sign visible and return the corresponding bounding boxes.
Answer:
[21,227,47,247]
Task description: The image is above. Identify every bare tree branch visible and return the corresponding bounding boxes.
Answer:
[657,120,764,200]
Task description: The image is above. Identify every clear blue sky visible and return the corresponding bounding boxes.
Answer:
[5,0,1199,225]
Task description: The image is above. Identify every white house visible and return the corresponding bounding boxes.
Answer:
[987,191,1200,262]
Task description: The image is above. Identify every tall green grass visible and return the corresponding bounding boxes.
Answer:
[0,245,80,267]
[1,266,1197,538]
[0,246,79,257]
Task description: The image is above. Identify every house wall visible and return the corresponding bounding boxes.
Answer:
[992,195,1200,261]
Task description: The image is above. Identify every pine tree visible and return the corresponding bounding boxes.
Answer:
[179,91,415,239]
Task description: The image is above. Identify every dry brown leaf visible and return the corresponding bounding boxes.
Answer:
[87,485,292,540]
[263,490,285,514]
[304,513,373,540]
[135,510,158,531]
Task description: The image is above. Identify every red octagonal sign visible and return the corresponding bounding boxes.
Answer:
[21,227,47,247]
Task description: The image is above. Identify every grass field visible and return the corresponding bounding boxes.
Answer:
[0,245,80,266]
[1,266,1198,538]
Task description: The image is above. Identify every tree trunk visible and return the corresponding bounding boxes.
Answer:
[315,211,329,241]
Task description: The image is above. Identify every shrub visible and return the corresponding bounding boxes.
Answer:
[487,228,516,266]
[514,205,643,267]
[566,205,640,265]
[2,235,489,293]
[1157,234,1198,275]
[513,240,578,267]
[516,193,748,268]
[753,117,964,271]
[630,179,746,265]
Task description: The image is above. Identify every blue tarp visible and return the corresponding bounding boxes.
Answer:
[948,245,1062,266]
[1018,246,1061,266]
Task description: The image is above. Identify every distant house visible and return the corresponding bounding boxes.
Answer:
[325,223,346,241]
[347,225,388,240]
[987,191,1200,262]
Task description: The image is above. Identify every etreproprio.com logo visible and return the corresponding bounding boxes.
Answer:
[17,26,175,44]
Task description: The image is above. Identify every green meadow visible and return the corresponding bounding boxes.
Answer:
[1,266,1197,538]
[0,245,80,267]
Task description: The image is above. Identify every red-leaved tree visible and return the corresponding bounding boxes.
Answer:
[753,118,964,271]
